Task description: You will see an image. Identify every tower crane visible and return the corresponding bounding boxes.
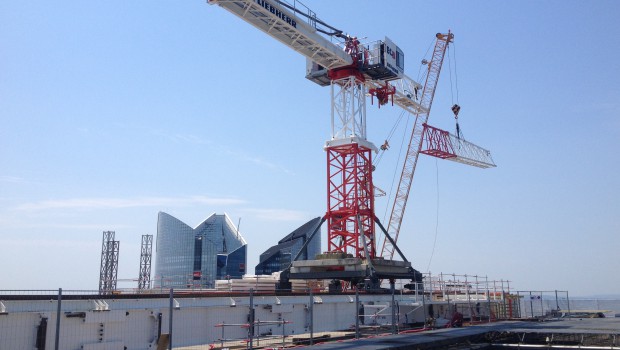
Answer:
[208,0,494,291]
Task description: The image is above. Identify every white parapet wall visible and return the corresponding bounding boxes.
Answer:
[0,292,434,349]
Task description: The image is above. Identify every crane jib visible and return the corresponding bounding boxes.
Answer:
[255,0,297,28]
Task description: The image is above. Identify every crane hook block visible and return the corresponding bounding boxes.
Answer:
[451,104,461,118]
[369,83,396,108]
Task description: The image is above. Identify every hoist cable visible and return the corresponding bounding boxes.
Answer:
[450,43,463,139]
[426,158,440,272]
[448,48,454,106]
[373,109,406,167]
[453,42,460,104]
[381,112,411,225]
[417,37,435,82]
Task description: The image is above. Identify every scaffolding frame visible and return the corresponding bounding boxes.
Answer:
[98,231,119,295]
[138,234,153,291]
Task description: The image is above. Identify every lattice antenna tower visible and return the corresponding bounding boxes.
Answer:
[109,240,119,291]
[98,231,120,295]
[137,234,153,291]
[98,231,114,294]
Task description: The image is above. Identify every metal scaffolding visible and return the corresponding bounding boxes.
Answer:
[98,231,119,295]
[138,234,153,291]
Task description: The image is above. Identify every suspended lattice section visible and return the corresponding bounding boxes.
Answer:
[420,123,496,168]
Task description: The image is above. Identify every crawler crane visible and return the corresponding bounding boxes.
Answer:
[379,32,496,261]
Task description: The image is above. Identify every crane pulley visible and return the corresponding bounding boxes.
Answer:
[369,82,396,107]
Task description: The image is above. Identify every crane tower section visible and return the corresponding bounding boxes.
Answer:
[324,72,376,259]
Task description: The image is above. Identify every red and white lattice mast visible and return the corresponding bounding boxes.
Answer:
[324,38,377,259]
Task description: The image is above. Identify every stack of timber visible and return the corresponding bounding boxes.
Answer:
[215,273,325,292]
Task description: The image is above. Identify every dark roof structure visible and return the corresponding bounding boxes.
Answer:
[255,217,322,275]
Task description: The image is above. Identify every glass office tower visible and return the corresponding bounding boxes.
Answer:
[255,217,321,275]
[154,212,247,288]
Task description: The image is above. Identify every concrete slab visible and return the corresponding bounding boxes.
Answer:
[299,319,620,349]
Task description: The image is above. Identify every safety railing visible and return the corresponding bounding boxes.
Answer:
[0,279,583,349]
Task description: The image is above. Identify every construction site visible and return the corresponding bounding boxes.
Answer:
[2,0,619,349]
[92,0,498,297]
[91,0,499,296]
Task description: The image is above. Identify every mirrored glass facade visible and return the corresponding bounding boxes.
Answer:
[154,212,247,288]
[255,217,321,275]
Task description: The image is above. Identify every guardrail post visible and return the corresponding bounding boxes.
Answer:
[486,276,492,323]
[54,288,62,350]
[309,289,314,345]
[355,287,360,339]
[391,281,396,334]
[168,288,173,350]
[540,292,544,317]
[421,281,427,326]
[282,317,286,347]
[249,288,254,349]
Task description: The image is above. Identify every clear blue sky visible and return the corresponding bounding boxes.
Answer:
[1,1,618,296]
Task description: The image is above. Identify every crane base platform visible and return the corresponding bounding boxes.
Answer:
[289,257,416,280]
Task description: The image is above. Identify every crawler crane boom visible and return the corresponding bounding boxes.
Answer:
[380,32,496,261]
[379,32,454,260]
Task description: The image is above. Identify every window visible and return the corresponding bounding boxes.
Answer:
[396,49,404,71]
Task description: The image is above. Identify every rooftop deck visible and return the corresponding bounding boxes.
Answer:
[302,318,620,349]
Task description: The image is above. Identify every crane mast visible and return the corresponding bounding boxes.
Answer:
[380,32,453,260]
